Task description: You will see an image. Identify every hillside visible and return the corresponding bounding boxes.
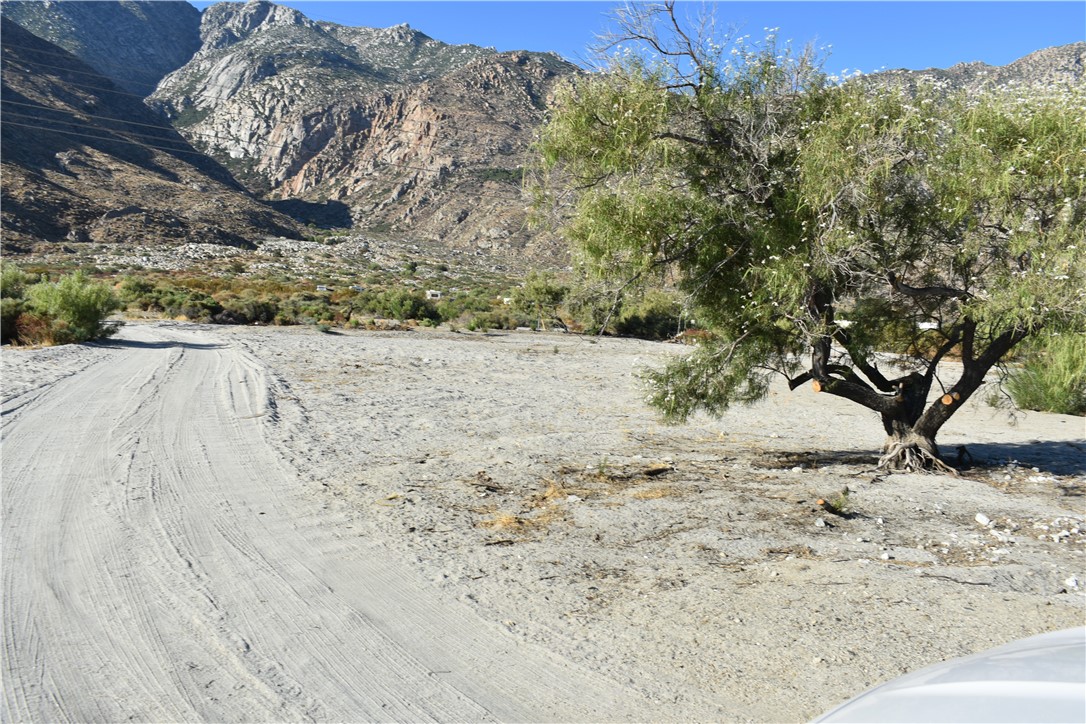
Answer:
[875,42,1086,93]
[147,0,578,261]
[1,1,1082,272]
[0,0,201,97]
[0,17,300,254]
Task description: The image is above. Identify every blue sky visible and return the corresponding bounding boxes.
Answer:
[189,2,1085,75]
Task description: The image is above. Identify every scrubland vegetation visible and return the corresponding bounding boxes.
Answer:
[1005,333,1086,416]
[2,264,119,345]
[534,3,1086,466]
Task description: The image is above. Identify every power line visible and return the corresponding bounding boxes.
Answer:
[3,65,535,202]
[0,97,516,163]
[1,115,531,203]
[3,54,148,85]
[3,108,195,149]
[0,119,214,158]
[2,56,158,101]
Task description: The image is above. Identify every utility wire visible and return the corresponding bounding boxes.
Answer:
[2,116,531,203]
[4,62,535,201]
[0,119,214,158]
[0,98,519,162]
[3,108,531,189]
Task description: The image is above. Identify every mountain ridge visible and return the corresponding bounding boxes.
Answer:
[0,15,300,253]
[2,1,1083,270]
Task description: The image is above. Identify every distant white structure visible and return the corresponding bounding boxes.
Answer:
[426,290,442,300]
[316,285,331,292]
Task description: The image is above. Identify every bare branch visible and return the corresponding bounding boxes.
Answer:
[887,271,970,300]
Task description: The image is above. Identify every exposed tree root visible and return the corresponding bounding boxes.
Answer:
[877,441,960,475]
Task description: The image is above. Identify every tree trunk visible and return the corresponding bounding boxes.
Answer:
[878,426,956,474]
[877,379,958,474]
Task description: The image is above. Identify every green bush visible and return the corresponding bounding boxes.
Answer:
[466,309,522,332]
[215,293,279,324]
[1,264,33,300]
[370,288,439,323]
[1,297,24,345]
[24,271,120,344]
[117,276,156,306]
[512,271,568,330]
[614,290,684,340]
[160,288,221,322]
[1007,334,1086,416]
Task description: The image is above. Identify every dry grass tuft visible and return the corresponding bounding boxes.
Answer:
[479,513,526,531]
[630,486,682,500]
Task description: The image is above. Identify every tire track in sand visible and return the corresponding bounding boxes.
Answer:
[2,324,654,722]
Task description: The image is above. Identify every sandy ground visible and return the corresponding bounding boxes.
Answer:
[3,320,1083,722]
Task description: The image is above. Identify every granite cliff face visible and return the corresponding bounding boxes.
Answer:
[146,0,579,260]
[3,0,1082,268]
[874,42,1086,94]
[0,17,299,252]
[147,2,498,188]
[273,50,573,256]
[0,0,201,97]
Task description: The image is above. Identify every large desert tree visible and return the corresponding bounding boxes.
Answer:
[537,2,1085,471]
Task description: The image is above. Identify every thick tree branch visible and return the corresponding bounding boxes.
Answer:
[915,325,1031,438]
[832,328,895,392]
[887,271,970,300]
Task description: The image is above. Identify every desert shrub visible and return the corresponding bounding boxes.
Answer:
[1,264,32,344]
[466,309,522,332]
[436,290,494,322]
[561,280,620,335]
[1,264,33,300]
[25,271,120,343]
[1007,334,1086,415]
[117,276,157,307]
[278,292,334,325]
[12,312,56,346]
[512,271,569,330]
[1,297,25,344]
[371,288,439,322]
[214,293,279,324]
[159,288,221,322]
[614,290,684,340]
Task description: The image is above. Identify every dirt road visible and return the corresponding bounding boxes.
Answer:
[4,322,1083,722]
[1,325,654,722]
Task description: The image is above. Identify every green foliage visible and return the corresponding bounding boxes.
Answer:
[216,293,279,324]
[466,309,521,332]
[1,264,34,344]
[614,289,684,340]
[512,271,568,330]
[643,332,792,423]
[1006,334,1086,415]
[537,5,1085,449]
[23,271,120,344]
[1,264,34,300]
[436,289,495,323]
[368,288,439,323]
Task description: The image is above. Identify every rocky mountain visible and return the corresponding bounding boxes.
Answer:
[0,0,201,97]
[266,50,574,257]
[3,0,1082,271]
[873,42,1086,94]
[0,16,300,253]
[147,2,494,190]
[145,0,578,261]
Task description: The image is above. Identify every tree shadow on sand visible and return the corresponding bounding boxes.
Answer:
[92,339,225,351]
[965,440,1086,477]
